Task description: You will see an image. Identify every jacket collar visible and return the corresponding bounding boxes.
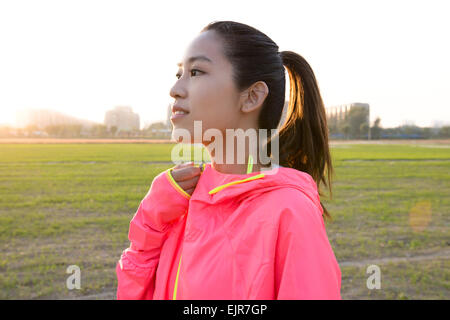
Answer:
[190,162,322,215]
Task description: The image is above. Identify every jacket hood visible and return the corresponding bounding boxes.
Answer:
[190,162,323,216]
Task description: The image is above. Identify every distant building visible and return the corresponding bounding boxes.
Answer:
[104,106,140,132]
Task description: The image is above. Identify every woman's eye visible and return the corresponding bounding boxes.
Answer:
[175,69,202,79]
[190,69,202,76]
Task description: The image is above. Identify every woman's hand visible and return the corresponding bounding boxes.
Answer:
[171,162,202,196]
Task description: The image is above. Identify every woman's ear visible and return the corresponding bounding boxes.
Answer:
[240,81,269,114]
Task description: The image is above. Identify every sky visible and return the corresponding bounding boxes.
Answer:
[0,0,449,129]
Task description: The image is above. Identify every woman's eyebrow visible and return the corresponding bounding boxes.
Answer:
[177,55,212,67]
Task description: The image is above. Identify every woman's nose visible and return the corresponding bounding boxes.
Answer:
[169,80,186,99]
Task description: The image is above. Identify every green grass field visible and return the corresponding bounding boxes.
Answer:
[0,142,449,299]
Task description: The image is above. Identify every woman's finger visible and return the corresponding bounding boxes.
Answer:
[172,165,201,182]
[176,175,200,191]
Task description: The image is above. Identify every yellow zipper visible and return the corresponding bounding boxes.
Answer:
[172,254,182,300]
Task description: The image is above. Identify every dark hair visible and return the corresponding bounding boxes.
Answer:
[201,21,334,221]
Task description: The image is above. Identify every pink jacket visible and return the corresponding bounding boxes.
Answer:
[116,163,341,299]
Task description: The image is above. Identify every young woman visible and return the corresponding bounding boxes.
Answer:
[116,21,341,300]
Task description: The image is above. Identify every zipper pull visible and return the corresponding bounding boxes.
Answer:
[247,154,253,174]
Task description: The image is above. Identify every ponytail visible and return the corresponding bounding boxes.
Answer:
[278,51,334,221]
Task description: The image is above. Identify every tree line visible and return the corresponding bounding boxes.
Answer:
[0,120,449,139]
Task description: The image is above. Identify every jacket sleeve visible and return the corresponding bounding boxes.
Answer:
[274,189,342,300]
[116,167,191,300]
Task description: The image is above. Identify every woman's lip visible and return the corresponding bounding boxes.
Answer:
[170,112,189,121]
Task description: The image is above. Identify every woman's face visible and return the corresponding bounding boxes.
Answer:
[169,30,242,145]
